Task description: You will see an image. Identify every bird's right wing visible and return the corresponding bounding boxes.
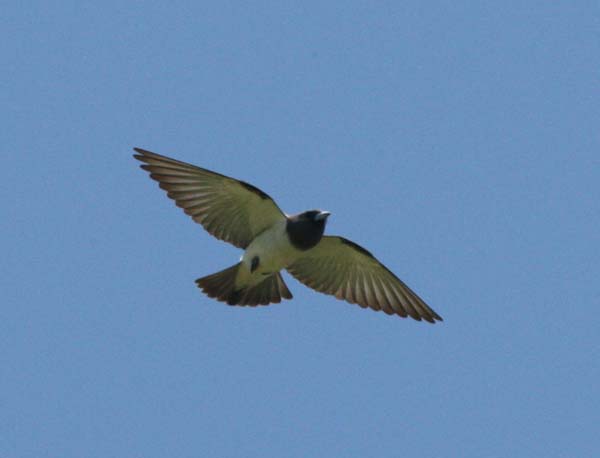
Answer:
[286,236,442,322]
[134,148,286,249]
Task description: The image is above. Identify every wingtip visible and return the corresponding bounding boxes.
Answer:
[426,312,443,324]
[133,147,156,164]
[133,147,156,158]
[132,147,146,162]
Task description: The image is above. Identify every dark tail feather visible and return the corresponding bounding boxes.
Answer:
[196,265,293,306]
[196,263,241,304]
[238,272,293,306]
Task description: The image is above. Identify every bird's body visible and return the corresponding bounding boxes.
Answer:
[134,147,442,323]
[238,210,329,288]
[239,219,296,283]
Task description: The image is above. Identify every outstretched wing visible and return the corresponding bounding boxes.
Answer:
[286,236,442,322]
[134,148,286,249]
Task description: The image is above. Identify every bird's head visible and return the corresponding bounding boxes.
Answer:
[300,209,331,223]
[286,210,331,250]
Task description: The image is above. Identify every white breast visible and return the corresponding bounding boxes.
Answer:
[241,219,299,274]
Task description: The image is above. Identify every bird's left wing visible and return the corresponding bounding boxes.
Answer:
[286,236,442,322]
[134,148,286,249]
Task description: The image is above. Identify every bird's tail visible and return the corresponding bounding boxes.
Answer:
[195,263,293,306]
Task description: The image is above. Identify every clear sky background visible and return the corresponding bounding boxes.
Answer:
[3,2,599,457]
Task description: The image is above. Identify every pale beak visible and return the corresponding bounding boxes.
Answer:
[315,211,331,221]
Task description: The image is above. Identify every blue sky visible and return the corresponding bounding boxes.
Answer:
[3,2,599,457]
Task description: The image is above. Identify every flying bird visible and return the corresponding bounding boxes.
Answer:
[133,148,442,323]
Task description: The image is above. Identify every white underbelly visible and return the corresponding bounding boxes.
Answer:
[241,220,298,274]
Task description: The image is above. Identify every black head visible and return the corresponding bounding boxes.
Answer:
[286,210,331,251]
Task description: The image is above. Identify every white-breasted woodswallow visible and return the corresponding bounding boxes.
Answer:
[134,148,442,323]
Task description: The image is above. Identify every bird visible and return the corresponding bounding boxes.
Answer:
[133,147,442,323]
